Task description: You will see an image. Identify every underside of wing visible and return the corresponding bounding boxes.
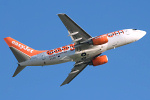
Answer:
[60,63,89,86]
[58,14,95,86]
[58,14,92,45]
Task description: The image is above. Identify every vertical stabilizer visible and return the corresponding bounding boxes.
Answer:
[4,37,44,57]
[4,37,45,77]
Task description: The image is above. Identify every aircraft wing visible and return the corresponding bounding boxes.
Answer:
[58,14,92,45]
[60,63,89,86]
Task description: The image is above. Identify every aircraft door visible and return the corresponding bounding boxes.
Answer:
[42,54,46,65]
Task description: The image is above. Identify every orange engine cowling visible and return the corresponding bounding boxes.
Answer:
[92,35,108,45]
[92,55,108,66]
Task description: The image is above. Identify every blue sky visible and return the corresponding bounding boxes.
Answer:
[1,0,150,100]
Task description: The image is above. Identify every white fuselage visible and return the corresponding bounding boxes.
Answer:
[19,29,146,66]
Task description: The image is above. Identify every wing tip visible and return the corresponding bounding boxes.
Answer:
[57,13,66,16]
[60,83,65,87]
[12,75,15,77]
[60,82,69,87]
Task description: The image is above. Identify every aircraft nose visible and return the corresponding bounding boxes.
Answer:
[141,30,146,37]
[135,30,146,41]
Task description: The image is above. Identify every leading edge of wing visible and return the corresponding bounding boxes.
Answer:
[60,63,89,86]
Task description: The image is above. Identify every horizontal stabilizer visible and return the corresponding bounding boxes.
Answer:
[10,47,30,63]
[13,65,26,77]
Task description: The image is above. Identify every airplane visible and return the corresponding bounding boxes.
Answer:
[4,14,146,86]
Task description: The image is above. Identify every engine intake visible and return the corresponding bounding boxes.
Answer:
[92,55,108,66]
[92,35,108,45]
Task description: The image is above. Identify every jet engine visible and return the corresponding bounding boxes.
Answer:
[92,55,108,66]
[92,35,108,45]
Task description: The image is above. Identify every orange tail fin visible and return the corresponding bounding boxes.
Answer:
[4,37,45,62]
[4,37,45,77]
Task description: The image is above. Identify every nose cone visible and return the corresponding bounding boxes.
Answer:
[135,30,146,41]
[125,29,146,44]
[141,31,146,37]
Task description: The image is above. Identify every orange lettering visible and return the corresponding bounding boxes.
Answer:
[70,44,75,51]
[47,50,54,55]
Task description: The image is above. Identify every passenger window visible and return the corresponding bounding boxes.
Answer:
[116,32,119,35]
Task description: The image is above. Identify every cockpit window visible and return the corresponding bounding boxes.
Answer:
[132,29,137,30]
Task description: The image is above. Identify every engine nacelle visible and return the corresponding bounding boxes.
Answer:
[92,35,108,45]
[92,55,108,66]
